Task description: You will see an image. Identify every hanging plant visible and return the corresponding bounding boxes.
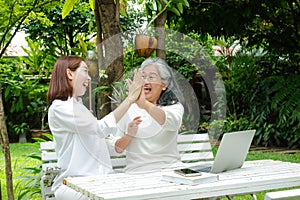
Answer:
[133,0,189,58]
[134,34,157,58]
[133,1,168,58]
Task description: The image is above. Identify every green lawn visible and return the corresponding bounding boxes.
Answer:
[1,143,300,200]
[1,143,41,200]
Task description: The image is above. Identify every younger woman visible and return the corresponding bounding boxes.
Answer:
[47,56,143,199]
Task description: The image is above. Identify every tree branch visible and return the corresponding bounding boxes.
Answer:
[0,0,59,58]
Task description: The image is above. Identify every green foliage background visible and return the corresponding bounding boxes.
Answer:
[1,1,300,199]
[217,46,300,148]
[0,0,299,158]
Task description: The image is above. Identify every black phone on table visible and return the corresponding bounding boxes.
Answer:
[174,168,202,177]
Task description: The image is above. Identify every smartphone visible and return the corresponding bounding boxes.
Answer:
[174,168,202,177]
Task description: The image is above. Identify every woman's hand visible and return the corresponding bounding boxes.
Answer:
[127,70,144,104]
[127,116,142,137]
[115,116,142,153]
[112,70,144,123]
[135,87,146,109]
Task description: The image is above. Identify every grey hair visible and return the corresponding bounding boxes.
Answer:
[140,57,183,106]
[140,57,171,86]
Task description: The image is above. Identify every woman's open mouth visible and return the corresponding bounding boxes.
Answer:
[144,87,151,95]
[83,82,89,87]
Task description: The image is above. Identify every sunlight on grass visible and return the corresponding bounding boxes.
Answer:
[247,150,300,163]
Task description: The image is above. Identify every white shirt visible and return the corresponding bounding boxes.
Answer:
[111,103,184,172]
[48,97,116,191]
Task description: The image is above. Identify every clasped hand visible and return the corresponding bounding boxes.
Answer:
[127,70,144,104]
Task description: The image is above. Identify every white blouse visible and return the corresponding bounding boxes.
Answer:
[111,103,184,172]
[48,97,116,192]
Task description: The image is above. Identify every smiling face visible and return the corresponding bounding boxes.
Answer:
[142,64,168,104]
[67,61,91,99]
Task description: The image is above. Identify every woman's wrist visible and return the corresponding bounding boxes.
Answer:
[124,97,133,106]
[125,133,134,138]
[144,101,155,114]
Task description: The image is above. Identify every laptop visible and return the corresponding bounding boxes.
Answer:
[190,130,256,173]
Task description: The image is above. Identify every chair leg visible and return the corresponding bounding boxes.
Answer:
[251,193,257,200]
[225,195,234,200]
[224,193,256,200]
[196,193,257,200]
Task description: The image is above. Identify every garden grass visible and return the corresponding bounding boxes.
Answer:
[1,143,300,200]
[1,143,41,200]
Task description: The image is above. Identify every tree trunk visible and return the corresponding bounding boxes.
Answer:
[0,88,14,200]
[154,0,167,60]
[95,0,124,118]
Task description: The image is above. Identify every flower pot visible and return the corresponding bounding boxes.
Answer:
[18,132,27,143]
[134,34,157,58]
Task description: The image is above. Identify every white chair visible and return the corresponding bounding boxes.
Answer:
[40,141,59,200]
[40,133,214,200]
[177,133,214,163]
[264,189,300,200]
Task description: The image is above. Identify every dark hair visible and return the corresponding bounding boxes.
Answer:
[47,56,84,104]
[140,57,180,106]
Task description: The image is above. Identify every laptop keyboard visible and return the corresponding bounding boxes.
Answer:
[196,166,212,173]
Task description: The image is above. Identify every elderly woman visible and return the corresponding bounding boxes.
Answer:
[109,57,184,172]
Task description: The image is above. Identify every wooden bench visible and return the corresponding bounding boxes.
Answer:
[40,133,214,200]
[264,189,300,200]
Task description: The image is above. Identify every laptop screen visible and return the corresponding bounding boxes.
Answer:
[210,130,255,173]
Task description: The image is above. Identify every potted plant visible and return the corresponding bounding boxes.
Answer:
[133,0,168,58]
[13,122,30,143]
[134,34,157,58]
[134,0,189,58]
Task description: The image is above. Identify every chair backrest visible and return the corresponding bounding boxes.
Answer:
[41,141,57,171]
[40,141,59,200]
[40,133,213,199]
[40,133,213,170]
[178,133,214,163]
[107,133,214,170]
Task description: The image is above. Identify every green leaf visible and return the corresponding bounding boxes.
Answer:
[180,0,189,7]
[168,7,180,16]
[89,0,95,10]
[120,8,127,17]
[62,0,78,19]
[177,3,183,14]
[119,0,127,17]
[162,0,169,5]
[156,0,162,12]
[146,1,154,11]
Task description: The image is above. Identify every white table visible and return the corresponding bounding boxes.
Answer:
[64,160,300,200]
